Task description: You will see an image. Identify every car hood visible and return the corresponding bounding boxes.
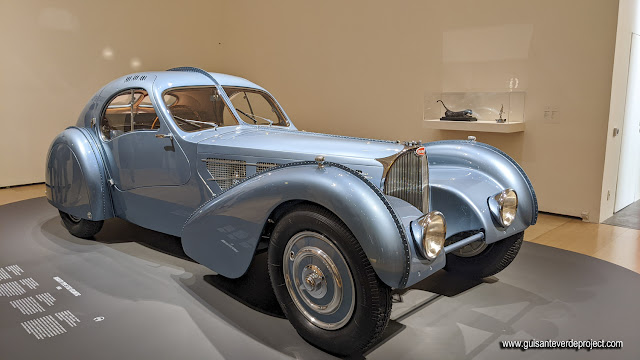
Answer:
[196,127,404,166]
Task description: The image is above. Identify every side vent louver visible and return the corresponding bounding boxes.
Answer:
[205,159,247,191]
[124,74,147,82]
[256,162,277,173]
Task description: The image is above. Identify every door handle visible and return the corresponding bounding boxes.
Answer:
[155,134,174,140]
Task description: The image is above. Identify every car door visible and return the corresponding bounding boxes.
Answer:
[99,87,190,191]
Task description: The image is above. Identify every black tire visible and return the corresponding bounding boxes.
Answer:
[268,204,391,357]
[444,231,524,279]
[59,210,104,239]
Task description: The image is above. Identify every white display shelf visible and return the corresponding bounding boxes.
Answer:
[423,119,525,133]
[424,91,526,133]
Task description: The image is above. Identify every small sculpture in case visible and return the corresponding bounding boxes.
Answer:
[495,104,506,123]
[437,100,477,121]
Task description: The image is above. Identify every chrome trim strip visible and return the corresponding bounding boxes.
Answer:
[421,153,429,213]
[201,159,274,167]
[376,145,413,179]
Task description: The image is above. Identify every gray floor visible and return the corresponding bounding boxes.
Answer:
[0,198,639,360]
[603,200,640,230]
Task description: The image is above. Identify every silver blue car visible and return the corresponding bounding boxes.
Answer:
[45,67,537,356]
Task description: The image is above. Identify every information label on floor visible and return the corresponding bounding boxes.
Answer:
[0,263,99,341]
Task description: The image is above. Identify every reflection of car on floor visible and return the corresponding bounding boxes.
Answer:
[45,67,538,356]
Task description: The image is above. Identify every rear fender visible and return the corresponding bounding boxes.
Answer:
[45,127,113,220]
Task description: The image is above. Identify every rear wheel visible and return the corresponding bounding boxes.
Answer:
[444,231,524,279]
[268,204,391,356]
[59,210,103,239]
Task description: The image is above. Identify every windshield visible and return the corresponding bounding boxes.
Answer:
[223,87,289,126]
[163,86,238,132]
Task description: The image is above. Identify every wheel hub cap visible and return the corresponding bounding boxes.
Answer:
[302,265,326,297]
[283,231,355,330]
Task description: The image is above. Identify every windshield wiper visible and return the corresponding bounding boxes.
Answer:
[251,114,274,125]
[174,116,218,129]
[234,108,275,126]
[243,91,256,121]
[235,108,258,124]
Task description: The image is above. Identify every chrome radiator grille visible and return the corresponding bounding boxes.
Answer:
[205,158,247,191]
[383,149,428,212]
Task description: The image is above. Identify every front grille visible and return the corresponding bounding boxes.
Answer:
[205,158,247,191]
[383,149,428,212]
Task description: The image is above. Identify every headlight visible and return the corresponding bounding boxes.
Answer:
[489,189,518,227]
[410,211,446,260]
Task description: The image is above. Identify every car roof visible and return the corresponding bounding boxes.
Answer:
[156,71,266,91]
[209,72,265,89]
[99,70,267,97]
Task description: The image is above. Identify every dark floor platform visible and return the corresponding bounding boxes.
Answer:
[0,198,639,359]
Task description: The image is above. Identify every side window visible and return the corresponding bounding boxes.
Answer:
[101,89,159,140]
[163,87,238,132]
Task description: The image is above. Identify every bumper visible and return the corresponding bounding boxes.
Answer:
[386,193,528,288]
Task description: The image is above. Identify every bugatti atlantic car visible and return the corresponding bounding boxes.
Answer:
[45,67,537,356]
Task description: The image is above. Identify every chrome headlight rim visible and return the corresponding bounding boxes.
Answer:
[489,189,518,227]
[410,211,447,260]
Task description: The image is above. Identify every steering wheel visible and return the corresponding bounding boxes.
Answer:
[151,116,159,129]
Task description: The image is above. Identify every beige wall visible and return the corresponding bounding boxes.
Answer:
[600,0,640,222]
[217,0,618,221]
[1,0,620,222]
[0,0,223,187]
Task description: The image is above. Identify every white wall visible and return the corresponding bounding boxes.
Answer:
[0,0,621,224]
[0,0,223,187]
[600,0,640,221]
[217,0,618,221]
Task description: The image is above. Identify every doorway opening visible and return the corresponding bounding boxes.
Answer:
[606,33,640,229]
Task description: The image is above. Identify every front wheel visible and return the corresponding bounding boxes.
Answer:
[268,204,391,356]
[444,231,524,279]
[59,211,104,239]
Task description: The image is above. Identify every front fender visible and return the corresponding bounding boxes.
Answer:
[181,162,412,288]
[425,140,538,244]
[45,127,113,221]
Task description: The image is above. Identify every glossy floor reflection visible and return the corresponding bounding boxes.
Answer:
[0,198,639,359]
